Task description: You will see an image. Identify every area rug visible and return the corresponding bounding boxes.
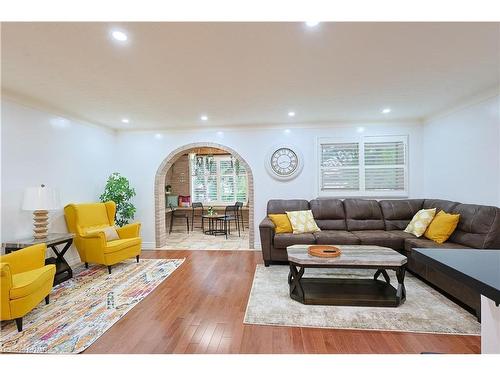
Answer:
[0,258,184,353]
[244,265,480,335]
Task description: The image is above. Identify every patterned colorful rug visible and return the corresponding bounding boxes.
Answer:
[0,258,184,353]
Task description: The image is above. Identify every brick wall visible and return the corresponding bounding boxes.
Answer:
[165,154,190,197]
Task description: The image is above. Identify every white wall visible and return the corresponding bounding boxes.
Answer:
[115,123,424,248]
[1,100,116,263]
[423,95,500,206]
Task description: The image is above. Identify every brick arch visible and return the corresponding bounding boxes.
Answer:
[154,142,255,248]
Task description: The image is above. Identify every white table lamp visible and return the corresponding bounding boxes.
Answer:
[22,184,61,239]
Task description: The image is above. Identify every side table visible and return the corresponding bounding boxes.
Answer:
[3,233,75,286]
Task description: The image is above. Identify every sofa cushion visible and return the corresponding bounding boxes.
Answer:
[379,199,424,230]
[422,199,459,213]
[404,238,471,254]
[310,199,347,230]
[273,233,316,249]
[388,230,418,240]
[351,230,405,250]
[344,199,385,230]
[313,230,360,245]
[267,199,309,215]
[449,203,500,249]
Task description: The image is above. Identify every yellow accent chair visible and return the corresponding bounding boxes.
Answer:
[0,244,56,332]
[64,201,142,274]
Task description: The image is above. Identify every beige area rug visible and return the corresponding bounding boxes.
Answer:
[161,230,256,250]
[0,258,184,353]
[244,265,480,335]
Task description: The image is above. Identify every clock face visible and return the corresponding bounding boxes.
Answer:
[270,148,299,177]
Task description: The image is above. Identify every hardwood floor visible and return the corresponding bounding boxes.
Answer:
[84,250,480,354]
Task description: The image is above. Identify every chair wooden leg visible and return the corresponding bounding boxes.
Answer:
[191,212,194,231]
[169,214,174,234]
[85,262,89,269]
[108,265,112,274]
[15,317,23,332]
[186,217,189,232]
[45,295,50,304]
[136,255,140,263]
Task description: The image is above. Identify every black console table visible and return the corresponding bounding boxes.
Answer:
[413,248,500,354]
[3,233,75,286]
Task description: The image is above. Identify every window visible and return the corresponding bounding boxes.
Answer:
[190,154,248,204]
[318,135,408,197]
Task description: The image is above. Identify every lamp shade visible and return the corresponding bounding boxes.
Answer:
[22,185,61,211]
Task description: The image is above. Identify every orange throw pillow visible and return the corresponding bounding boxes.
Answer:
[424,210,460,244]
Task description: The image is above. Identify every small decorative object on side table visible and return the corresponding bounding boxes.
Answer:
[3,233,75,286]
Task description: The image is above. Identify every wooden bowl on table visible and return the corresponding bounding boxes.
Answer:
[308,245,342,258]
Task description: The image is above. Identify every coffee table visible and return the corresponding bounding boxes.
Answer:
[287,245,407,307]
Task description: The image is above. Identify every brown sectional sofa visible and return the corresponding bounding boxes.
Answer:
[259,198,500,316]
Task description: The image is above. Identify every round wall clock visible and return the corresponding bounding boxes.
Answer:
[266,145,303,180]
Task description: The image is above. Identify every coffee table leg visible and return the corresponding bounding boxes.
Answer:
[374,269,391,284]
[289,265,305,301]
[396,266,407,304]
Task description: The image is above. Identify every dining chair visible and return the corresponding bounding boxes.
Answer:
[216,204,240,239]
[191,202,205,231]
[169,203,190,234]
[235,201,244,231]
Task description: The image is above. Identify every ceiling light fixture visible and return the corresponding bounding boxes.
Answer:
[382,108,392,114]
[305,21,320,28]
[200,115,208,121]
[111,30,128,42]
[288,111,296,117]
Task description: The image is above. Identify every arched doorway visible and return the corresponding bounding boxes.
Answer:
[154,142,255,248]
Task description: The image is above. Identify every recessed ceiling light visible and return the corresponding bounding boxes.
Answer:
[288,111,296,117]
[305,21,320,28]
[200,115,208,121]
[111,30,128,42]
[382,108,392,114]
[121,118,129,124]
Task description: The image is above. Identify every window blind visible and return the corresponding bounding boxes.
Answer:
[318,136,408,196]
[320,143,359,191]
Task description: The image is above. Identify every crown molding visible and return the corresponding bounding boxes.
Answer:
[116,118,422,134]
[422,86,499,124]
[1,89,116,134]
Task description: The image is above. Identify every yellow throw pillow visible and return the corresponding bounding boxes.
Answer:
[404,208,436,237]
[268,214,293,234]
[286,210,321,234]
[424,210,460,244]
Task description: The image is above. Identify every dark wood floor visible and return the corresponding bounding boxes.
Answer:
[84,250,480,354]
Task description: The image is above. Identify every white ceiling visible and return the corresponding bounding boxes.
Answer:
[2,22,499,130]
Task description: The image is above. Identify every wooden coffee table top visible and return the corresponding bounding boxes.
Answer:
[287,245,407,267]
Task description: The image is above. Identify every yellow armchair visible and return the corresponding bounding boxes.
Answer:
[64,201,142,273]
[0,244,56,332]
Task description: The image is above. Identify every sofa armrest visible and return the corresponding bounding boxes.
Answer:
[259,217,276,264]
[116,222,141,239]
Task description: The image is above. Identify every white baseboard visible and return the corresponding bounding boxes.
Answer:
[141,241,156,250]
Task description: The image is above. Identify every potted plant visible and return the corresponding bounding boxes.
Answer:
[100,172,137,227]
